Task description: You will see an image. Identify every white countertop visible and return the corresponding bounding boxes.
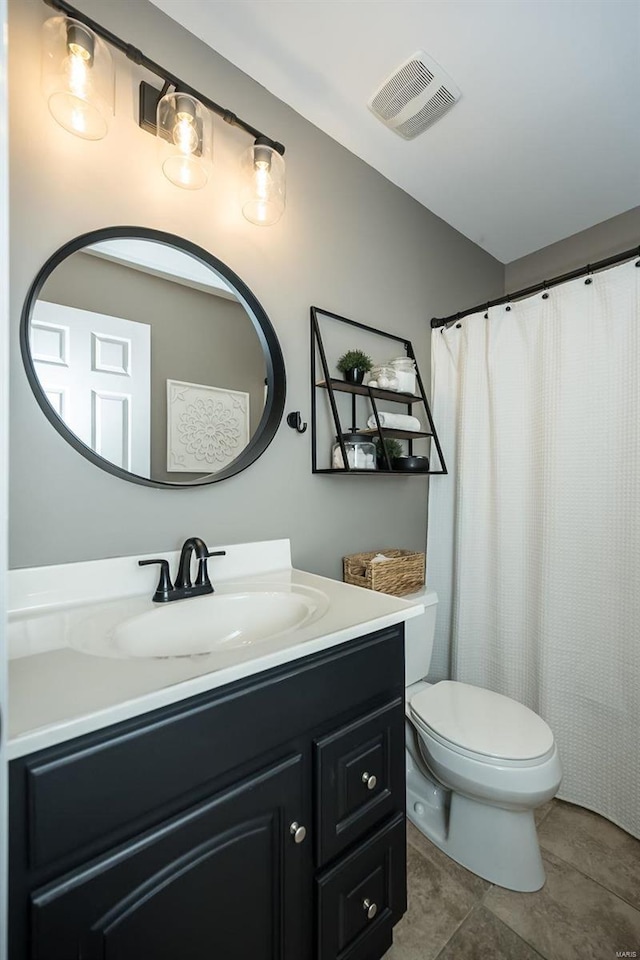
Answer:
[8,540,423,759]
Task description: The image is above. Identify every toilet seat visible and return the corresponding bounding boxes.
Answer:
[409,680,554,764]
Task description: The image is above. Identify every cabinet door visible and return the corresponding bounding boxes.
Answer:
[29,754,310,960]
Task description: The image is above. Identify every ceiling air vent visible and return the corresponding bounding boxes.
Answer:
[368,51,461,140]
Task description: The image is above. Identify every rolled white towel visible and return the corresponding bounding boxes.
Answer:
[367,412,422,431]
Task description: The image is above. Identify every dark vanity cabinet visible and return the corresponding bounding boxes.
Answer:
[10,626,407,960]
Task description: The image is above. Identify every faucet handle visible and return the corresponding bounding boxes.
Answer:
[195,549,226,592]
[139,558,174,603]
[193,550,226,589]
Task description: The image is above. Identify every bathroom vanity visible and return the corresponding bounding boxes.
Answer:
[7,541,421,960]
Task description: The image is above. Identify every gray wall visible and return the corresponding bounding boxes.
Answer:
[40,252,266,482]
[505,206,640,290]
[9,0,504,575]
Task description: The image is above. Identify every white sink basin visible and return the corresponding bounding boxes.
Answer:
[67,583,330,660]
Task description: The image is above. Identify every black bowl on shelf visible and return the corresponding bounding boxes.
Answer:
[391,455,430,473]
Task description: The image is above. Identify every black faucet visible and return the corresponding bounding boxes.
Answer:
[139,537,226,603]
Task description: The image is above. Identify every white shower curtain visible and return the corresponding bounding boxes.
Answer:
[426,258,640,839]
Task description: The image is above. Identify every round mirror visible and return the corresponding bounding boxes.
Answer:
[21,227,286,487]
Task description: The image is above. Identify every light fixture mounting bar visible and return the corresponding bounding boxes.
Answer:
[42,0,286,155]
[139,81,166,137]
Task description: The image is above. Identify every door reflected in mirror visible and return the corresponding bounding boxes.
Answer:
[22,230,286,487]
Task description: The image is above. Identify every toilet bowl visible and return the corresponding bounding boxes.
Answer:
[403,589,562,892]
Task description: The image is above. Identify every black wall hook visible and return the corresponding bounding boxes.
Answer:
[286,411,307,434]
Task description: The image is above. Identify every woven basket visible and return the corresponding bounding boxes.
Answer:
[343,549,425,597]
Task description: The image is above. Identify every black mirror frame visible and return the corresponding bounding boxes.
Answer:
[20,226,287,488]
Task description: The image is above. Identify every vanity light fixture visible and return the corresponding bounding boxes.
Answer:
[40,0,286,222]
[41,15,114,140]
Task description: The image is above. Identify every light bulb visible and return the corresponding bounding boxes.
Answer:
[66,50,89,98]
[252,161,271,222]
[60,52,90,133]
[173,115,198,155]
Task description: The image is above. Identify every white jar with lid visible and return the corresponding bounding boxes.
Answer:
[332,433,377,470]
[368,364,399,391]
[388,357,416,394]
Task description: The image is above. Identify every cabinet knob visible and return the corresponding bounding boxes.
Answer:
[363,898,378,920]
[289,821,307,844]
[362,771,377,790]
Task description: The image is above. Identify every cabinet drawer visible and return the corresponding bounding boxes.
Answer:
[316,813,406,960]
[315,697,404,864]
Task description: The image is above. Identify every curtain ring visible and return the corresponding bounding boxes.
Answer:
[505,302,511,312]
[585,265,593,285]
[484,302,489,319]
[541,281,549,300]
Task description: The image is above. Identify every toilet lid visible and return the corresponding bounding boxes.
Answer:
[409,681,554,761]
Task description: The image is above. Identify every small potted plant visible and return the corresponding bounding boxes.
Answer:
[336,349,373,385]
[374,436,403,469]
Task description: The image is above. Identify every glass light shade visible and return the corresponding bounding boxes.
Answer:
[156,93,212,190]
[240,141,286,226]
[41,17,114,141]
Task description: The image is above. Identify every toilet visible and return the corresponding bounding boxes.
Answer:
[404,588,562,892]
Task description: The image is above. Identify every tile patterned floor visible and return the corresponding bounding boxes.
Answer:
[384,800,640,960]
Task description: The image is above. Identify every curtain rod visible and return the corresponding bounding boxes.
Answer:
[431,244,640,329]
[42,0,285,155]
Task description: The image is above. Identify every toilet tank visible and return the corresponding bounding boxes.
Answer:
[403,587,438,686]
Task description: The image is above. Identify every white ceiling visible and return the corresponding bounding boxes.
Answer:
[150,0,640,263]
